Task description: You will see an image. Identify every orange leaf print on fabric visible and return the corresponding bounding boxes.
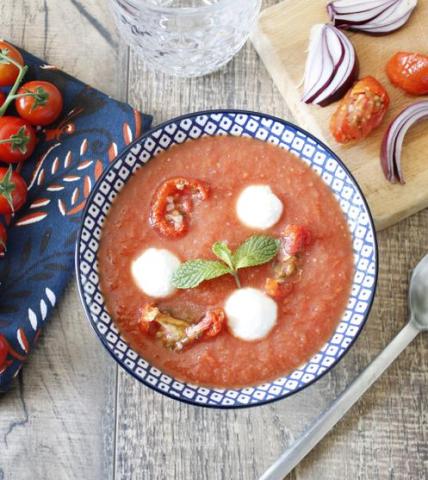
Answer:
[94,160,103,181]
[17,328,29,353]
[108,142,118,162]
[29,198,50,209]
[67,201,86,216]
[58,199,66,216]
[134,109,142,138]
[16,212,48,226]
[123,122,133,145]
[71,187,79,206]
[83,176,92,197]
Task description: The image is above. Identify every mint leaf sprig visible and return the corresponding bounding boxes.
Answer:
[172,235,280,289]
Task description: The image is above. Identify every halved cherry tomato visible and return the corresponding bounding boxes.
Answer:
[386,52,428,95]
[0,40,24,87]
[0,92,5,107]
[16,81,63,126]
[150,177,210,238]
[0,222,7,255]
[0,116,36,163]
[330,76,390,144]
[280,224,312,257]
[0,166,27,214]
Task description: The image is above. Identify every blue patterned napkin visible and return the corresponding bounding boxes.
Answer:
[0,46,152,391]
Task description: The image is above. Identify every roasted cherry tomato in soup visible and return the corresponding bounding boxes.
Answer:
[16,81,63,126]
[0,116,36,163]
[386,52,428,95]
[150,177,210,238]
[0,222,7,255]
[0,166,27,215]
[265,225,312,300]
[0,40,24,87]
[330,76,390,144]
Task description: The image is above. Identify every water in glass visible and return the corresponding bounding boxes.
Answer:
[109,0,261,77]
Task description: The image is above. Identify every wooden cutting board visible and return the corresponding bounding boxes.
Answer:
[251,0,428,230]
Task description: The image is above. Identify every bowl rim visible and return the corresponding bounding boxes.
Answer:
[75,108,379,409]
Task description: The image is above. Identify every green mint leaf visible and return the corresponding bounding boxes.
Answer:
[172,260,231,289]
[233,235,280,270]
[212,241,234,270]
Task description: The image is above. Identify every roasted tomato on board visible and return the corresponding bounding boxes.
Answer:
[386,52,428,95]
[0,116,36,163]
[0,40,24,87]
[330,76,390,144]
[150,177,210,239]
[16,80,63,126]
[0,222,6,255]
[0,166,27,214]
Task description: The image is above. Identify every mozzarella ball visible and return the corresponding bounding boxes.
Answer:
[236,185,283,229]
[225,287,277,341]
[131,248,181,298]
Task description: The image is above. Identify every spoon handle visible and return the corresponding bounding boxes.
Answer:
[260,320,420,480]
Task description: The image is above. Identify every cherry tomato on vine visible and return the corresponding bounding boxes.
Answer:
[0,92,5,107]
[0,222,6,255]
[0,40,24,87]
[0,116,36,163]
[16,80,63,126]
[0,334,8,368]
[0,166,27,214]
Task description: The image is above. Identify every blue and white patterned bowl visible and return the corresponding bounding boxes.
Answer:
[75,110,378,408]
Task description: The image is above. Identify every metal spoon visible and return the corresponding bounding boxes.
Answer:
[261,254,428,480]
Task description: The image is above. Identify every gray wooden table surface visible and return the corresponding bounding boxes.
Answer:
[0,1,427,479]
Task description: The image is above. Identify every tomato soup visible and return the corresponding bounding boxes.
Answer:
[98,136,354,388]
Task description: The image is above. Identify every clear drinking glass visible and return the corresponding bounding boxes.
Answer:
[109,0,262,77]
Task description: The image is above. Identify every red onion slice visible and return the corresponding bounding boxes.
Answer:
[327,0,418,34]
[380,101,428,184]
[302,24,358,107]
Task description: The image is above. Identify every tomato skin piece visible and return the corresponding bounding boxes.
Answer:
[0,167,27,215]
[16,81,63,126]
[150,177,210,239]
[203,308,225,338]
[386,52,428,95]
[330,76,390,144]
[0,41,24,87]
[281,224,312,257]
[0,222,6,255]
[0,116,36,163]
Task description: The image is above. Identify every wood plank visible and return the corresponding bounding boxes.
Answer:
[0,1,127,478]
[251,0,428,230]
[115,2,428,479]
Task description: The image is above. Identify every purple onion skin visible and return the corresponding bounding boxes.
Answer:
[333,23,411,37]
[380,124,401,184]
[326,2,414,36]
[316,58,359,107]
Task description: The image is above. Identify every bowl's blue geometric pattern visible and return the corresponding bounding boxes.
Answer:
[76,110,378,408]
